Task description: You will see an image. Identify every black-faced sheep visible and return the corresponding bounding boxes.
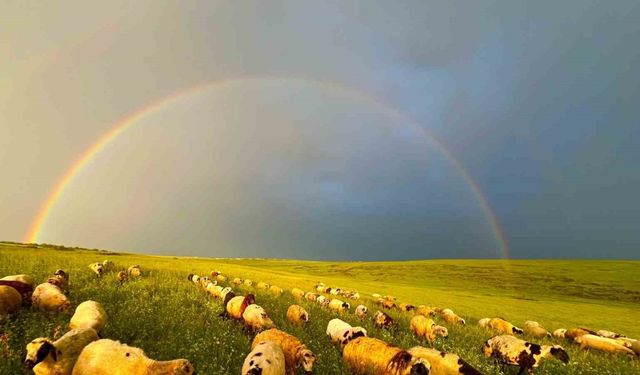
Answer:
[69,300,107,333]
[573,334,636,355]
[326,318,368,346]
[47,270,69,294]
[399,303,417,313]
[25,328,99,375]
[253,329,315,375]
[483,335,569,374]
[290,288,305,300]
[32,283,71,312]
[0,285,22,316]
[410,315,448,344]
[328,298,350,313]
[71,339,194,374]
[242,304,275,331]
[286,304,309,326]
[355,304,368,319]
[242,340,286,375]
[89,263,104,277]
[116,271,127,284]
[523,321,551,338]
[343,336,430,375]
[408,346,482,375]
[374,310,395,329]
[127,265,141,278]
[439,309,465,326]
[225,294,256,320]
[486,317,522,335]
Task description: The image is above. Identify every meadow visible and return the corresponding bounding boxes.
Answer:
[1,241,638,374]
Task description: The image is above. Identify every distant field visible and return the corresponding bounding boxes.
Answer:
[1,242,638,374]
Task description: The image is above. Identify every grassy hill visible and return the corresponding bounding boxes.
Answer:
[1,242,638,374]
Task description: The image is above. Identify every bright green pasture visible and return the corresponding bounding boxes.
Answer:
[0,242,638,374]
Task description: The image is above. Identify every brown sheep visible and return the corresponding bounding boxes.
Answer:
[0,285,22,316]
[374,310,395,329]
[286,304,309,326]
[253,329,315,375]
[439,309,465,326]
[304,292,318,302]
[115,271,127,284]
[343,337,430,375]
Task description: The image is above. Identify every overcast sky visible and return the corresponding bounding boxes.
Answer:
[1,1,638,259]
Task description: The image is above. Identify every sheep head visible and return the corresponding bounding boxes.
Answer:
[24,338,56,369]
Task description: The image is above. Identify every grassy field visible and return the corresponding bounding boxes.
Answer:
[1,241,638,374]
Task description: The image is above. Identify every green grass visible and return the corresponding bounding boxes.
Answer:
[1,241,638,374]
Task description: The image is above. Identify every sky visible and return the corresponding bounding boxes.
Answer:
[1,1,638,259]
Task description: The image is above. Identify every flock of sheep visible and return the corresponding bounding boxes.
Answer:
[0,260,639,375]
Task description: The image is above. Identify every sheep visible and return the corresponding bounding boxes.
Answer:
[315,283,325,293]
[410,315,448,344]
[374,310,395,329]
[25,328,99,375]
[243,304,275,331]
[316,295,327,304]
[439,309,466,326]
[553,328,567,339]
[127,265,141,278]
[290,288,305,300]
[257,281,271,290]
[69,300,108,333]
[564,327,597,341]
[408,346,482,375]
[478,318,490,328]
[304,292,318,302]
[415,305,432,317]
[244,279,253,287]
[523,321,551,338]
[355,304,368,319]
[116,271,127,284]
[253,329,315,375]
[198,276,211,288]
[343,336,430,375]
[371,293,382,299]
[242,340,286,375]
[89,263,104,277]
[71,339,194,374]
[486,317,523,335]
[326,318,368,346]
[47,274,69,294]
[220,287,235,304]
[573,334,636,355]
[380,299,396,310]
[232,277,243,286]
[269,285,284,297]
[1,273,37,288]
[597,330,625,339]
[328,298,350,313]
[483,335,569,374]
[286,304,309,326]
[32,283,71,311]
[399,303,416,313]
[0,285,22,316]
[225,294,256,320]
[102,260,114,272]
[0,279,33,305]
[215,274,227,283]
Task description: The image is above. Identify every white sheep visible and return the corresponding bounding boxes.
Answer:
[355,304,368,319]
[253,329,315,375]
[286,304,309,326]
[328,298,350,313]
[32,283,71,312]
[523,321,551,338]
[574,334,636,355]
[326,318,367,346]
[71,339,194,374]
[483,335,569,373]
[69,300,108,333]
[242,340,286,375]
[243,304,275,331]
[24,328,99,375]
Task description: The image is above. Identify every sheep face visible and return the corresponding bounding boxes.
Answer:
[482,340,493,357]
[409,360,430,375]
[90,263,104,276]
[24,338,56,369]
[434,325,448,339]
[297,347,315,373]
[550,346,570,363]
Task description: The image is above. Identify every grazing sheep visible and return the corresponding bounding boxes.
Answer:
[316,295,327,304]
[553,329,567,339]
[243,304,275,331]
[326,318,368,346]
[408,346,482,375]
[253,329,315,375]
[232,278,243,286]
[244,279,253,287]
[574,334,635,355]
[215,274,228,283]
[487,317,523,335]
[102,260,114,272]
[628,340,640,356]
[596,330,625,339]
[0,285,22,316]
[25,328,99,375]
[410,315,448,344]
[127,265,141,278]
[69,300,107,333]
[32,283,71,311]
[89,263,104,277]
[286,304,309,326]
[523,321,551,338]
[374,310,395,329]
[355,304,368,319]
[415,305,432,317]
[328,298,350,313]
[71,339,194,375]
[564,327,597,341]
[304,292,318,302]
[439,309,466,326]
[381,299,396,310]
[290,288,305,300]
[225,294,256,320]
[483,335,569,374]
[220,287,235,304]
[269,285,284,297]
[478,318,490,328]
[116,271,127,284]
[257,281,271,290]
[1,273,37,288]
[242,340,286,375]
[47,273,69,294]
[343,337,430,375]
[0,279,33,305]
[399,303,416,313]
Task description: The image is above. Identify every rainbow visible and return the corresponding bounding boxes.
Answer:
[24,76,509,257]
